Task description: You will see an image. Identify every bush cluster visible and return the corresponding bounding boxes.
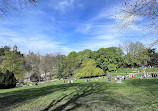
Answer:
[30,73,40,82]
[0,70,16,89]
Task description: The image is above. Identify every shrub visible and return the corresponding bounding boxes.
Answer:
[74,73,83,78]
[94,68,104,76]
[0,70,16,89]
[30,73,40,82]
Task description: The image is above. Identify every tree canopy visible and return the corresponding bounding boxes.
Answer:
[0,50,23,73]
[123,41,149,67]
[92,47,124,72]
[0,42,157,81]
[75,58,104,78]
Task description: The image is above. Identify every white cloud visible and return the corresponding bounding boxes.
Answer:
[74,21,122,51]
[75,24,92,34]
[1,0,155,56]
[90,11,107,21]
[0,27,73,55]
[54,0,74,13]
[92,35,118,40]
[79,37,120,51]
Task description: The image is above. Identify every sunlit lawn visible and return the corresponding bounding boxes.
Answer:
[0,77,158,111]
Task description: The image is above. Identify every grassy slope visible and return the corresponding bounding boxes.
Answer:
[0,78,158,111]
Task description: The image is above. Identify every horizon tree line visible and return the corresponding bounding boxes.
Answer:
[0,41,157,81]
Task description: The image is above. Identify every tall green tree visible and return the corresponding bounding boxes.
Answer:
[124,42,149,67]
[147,48,158,67]
[63,51,78,77]
[25,52,41,73]
[75,58,104,78]
[77,49,92,67]
[93,47,124,72]
[40,55,49,81]
[0,46,11,64]
[0,51,23,73]
[40,53,57,80]
[53,54,66,78]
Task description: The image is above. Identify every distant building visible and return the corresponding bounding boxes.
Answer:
[13,45,17,52]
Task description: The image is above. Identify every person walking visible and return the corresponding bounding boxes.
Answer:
[152,73,154,77]
[155,73,157,78]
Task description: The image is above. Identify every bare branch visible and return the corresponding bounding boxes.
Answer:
[115,0,158,47]
[0,0,37,19]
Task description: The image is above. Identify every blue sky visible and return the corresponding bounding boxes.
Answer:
[0,0,156,55]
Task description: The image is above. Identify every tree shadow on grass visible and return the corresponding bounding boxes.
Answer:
[127,78,158,91]
[124,78,158,110]
[41,82,134,111]
[0,80,149,111]
[0,83,80,111]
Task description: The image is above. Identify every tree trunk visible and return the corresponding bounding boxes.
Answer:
[45,71,47,81]
[49,70,52,81]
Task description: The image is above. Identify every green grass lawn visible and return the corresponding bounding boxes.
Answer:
[0,77,158,111]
